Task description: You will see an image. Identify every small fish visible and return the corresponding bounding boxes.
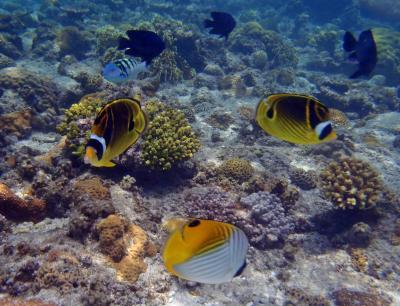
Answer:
[255,93,337,145]
[84,96,148,167]
[343,29,378,79]
[118,30,165,64]
[162,218,248,284]
[204,12,236,40]
[396,85,400,99]
[102,58,148,84]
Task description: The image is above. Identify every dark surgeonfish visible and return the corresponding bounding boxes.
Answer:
[343,29,377,79]
[84,95,148,167]
[204,12,236,40]
[118,30,165,64]
[162,218,248,284]
[256,93,337,145]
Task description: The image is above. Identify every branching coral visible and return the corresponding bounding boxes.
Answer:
[218,158,254,183]
[0,183,47,222]
[140,100,200,171]
[56,92,107,155]
[320,157,383,210]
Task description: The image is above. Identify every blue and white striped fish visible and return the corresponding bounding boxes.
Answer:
[102,58,148,84]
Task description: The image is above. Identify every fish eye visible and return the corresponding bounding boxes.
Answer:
[266,107,274,119]
[188,219,201,227]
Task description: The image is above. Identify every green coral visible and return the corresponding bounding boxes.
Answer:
[308,29,339,55]
[320,157,383,210]
[56,93,106,155]
[141,100,200,171]
[95,25,124,55]
[218,158,254,182]
[230,22,298,68]
[373,27,400,84]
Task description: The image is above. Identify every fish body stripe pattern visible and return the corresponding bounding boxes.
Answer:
[163,219,249,284]
[114,58,140,78]
[255,93,336,144]
[85,97,147,167]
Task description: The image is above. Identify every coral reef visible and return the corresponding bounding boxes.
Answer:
[0,67,60,115]
[57,26,91,60]
[182,187,295,249]
[73,177,110,200]
[240,192,296,248]
[0,183,47,222]
[0,109,33,146]
[289,168,317,190]
[284,287,331,306]
[332,288,392,306]
[205,112,235,130]
[320,157,383,210]
[96,215,154,282]
[218,158,254,183]
[56,92,107,155]
[230,22,298,68]
[95,25,124,55]
[96,214,128,261]
[140,100,200,171]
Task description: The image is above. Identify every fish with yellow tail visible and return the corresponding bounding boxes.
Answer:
[162,218,249,284]
[255,93,337,145]
[84,95,148,167]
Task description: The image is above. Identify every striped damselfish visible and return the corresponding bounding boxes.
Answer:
[162,218,248,284]
[84,95,148,167]
[102,58,148,84]
[256,93,337,145]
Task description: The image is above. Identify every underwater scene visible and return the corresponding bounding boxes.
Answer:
[0,0,400,305]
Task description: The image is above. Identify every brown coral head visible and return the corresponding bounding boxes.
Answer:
[0,183,47,222]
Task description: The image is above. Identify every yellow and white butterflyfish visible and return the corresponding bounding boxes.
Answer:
[162,218,249,284]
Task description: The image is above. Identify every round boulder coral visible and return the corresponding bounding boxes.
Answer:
[320,157,383,210]
[218,158,254,183]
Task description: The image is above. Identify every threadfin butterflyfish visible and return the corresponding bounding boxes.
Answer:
[255,94,337,145]
[84,95,147,167]
[162,218,248,284]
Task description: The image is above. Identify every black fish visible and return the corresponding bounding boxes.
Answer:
[118,30,165,64]
[204,12,236,40]
[343,29,377,79]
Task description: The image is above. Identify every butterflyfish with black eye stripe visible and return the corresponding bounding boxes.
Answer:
[84,95,148,167]
[162,218,249,284]
[255,93,337,145]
